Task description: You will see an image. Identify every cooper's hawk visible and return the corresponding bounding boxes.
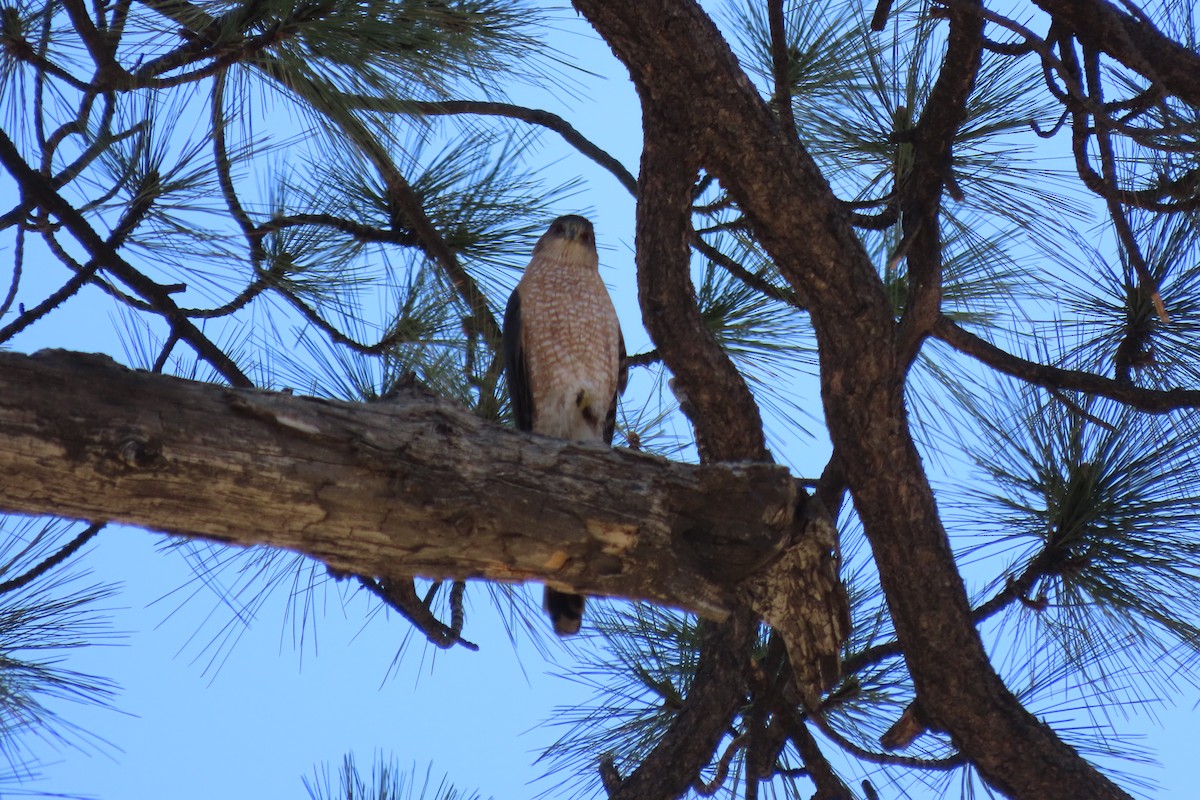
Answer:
[503,215,627,635]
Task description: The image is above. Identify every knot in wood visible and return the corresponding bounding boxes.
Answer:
[114,434,162,469]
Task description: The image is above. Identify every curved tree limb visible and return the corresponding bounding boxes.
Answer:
[636,107,769,464]
[569,1,1134,797]
[341,97,639,197]
[0,522,104,596]
[1032,0,1200,109]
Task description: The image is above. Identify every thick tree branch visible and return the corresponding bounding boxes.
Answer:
[897,0,983,358]
[0,348,821,622]
[571,1,1133,797]
[611,102,848,800]
[636,107,769,463]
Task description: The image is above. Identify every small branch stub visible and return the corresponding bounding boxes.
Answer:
[741,498,850,709]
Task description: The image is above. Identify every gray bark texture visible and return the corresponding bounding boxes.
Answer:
[0,348,840,643]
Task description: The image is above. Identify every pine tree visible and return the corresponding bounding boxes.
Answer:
[1,0,1199,798]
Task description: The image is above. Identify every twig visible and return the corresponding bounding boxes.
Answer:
[0,258,100,345]
[0,226,24,319]
[625,349,660,368]
[0,523,105,595]
[692,236,802,309]
[1047,387,1118,432]
[343,98,638,196]
[0,129,253,387]
[357,576,479,651]
[809,711,965,770]
[152,330,181,373]
[1083,47,1169,324]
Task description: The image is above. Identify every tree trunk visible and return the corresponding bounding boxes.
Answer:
[570,1,1134,797]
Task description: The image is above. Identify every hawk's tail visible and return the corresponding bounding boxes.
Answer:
[544,587,585,636]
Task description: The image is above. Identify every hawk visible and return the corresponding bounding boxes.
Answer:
[503,215,627,635]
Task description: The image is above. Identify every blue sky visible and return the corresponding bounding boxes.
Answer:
[26,532,593,798]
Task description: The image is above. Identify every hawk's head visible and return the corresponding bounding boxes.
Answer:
[534,214,598,266]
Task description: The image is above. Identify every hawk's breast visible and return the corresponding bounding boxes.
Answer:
[518,259,621,442]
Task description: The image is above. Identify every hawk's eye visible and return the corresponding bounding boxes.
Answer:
[581,231,593,244]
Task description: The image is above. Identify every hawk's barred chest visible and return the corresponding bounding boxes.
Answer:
[517,253,621,442]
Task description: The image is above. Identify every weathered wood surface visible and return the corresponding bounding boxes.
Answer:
[0,348,807,618]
